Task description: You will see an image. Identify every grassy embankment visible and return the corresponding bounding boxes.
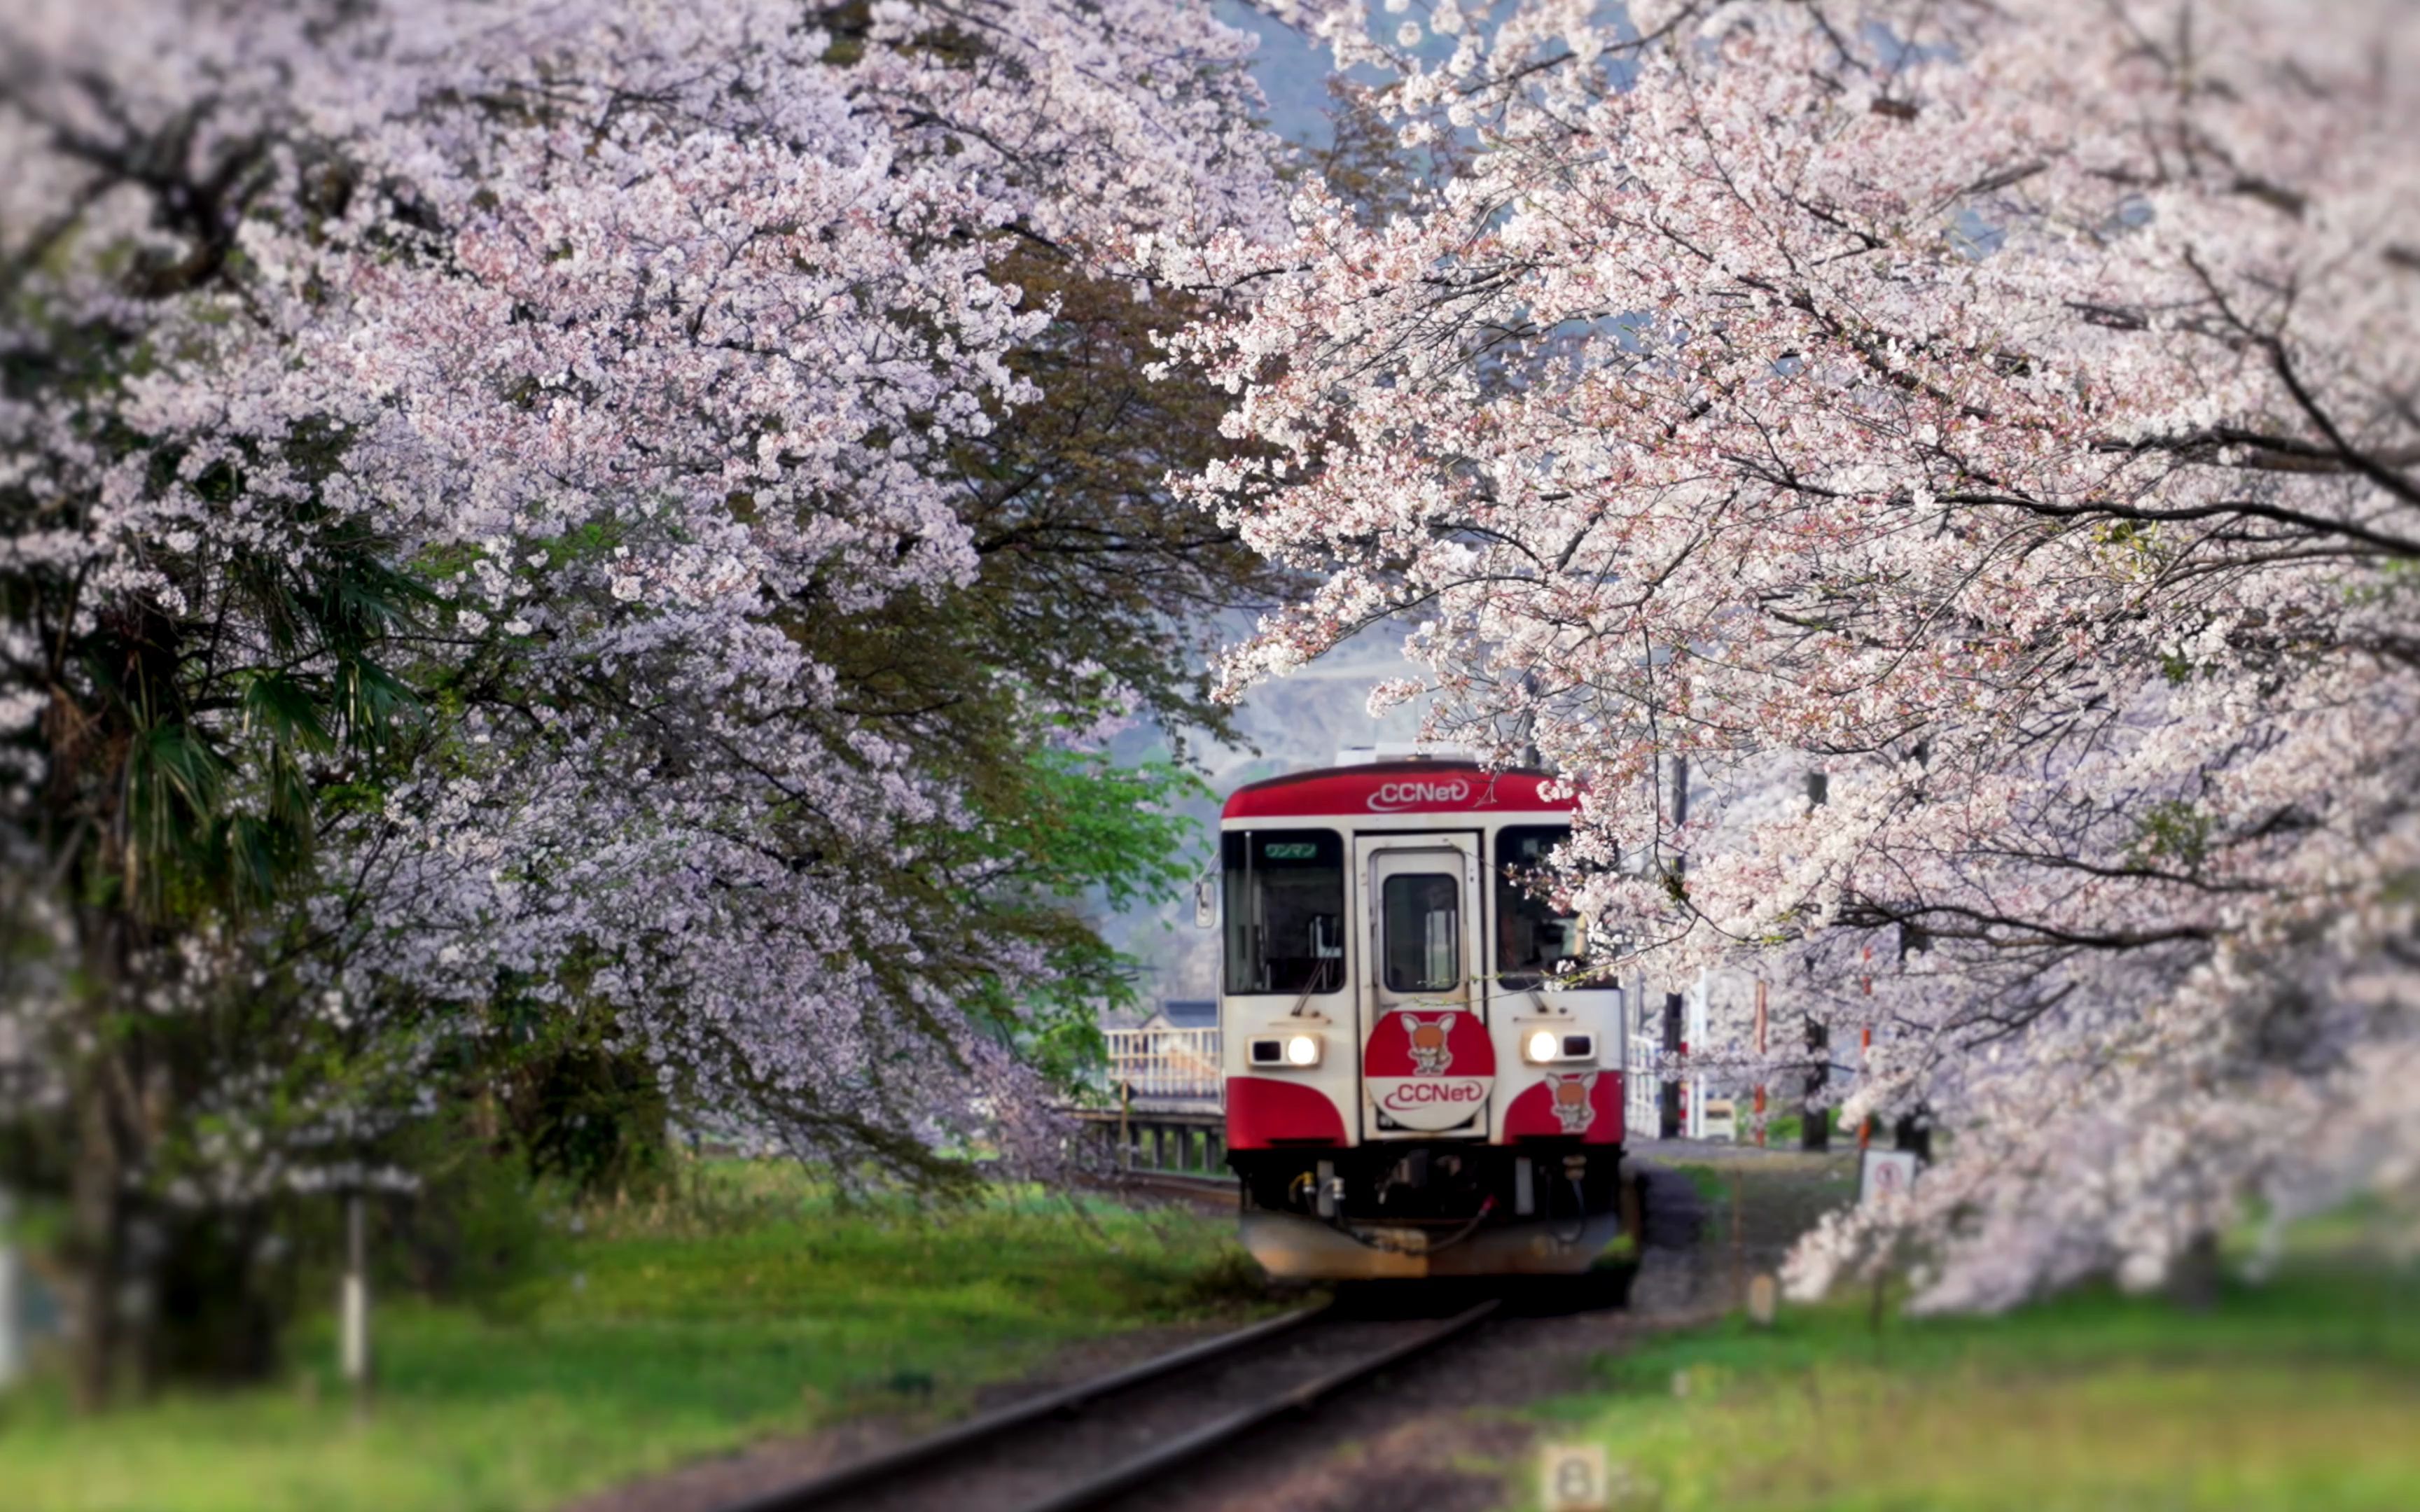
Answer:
[1535,1176,2420,1512]
[0,1163,1263,1512]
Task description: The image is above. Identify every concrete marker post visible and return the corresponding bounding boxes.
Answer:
[0,1186,20,1389]
[340,1190,371,1415]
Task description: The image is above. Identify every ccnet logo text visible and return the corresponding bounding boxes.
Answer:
[1366,778,1472,812]
[1379,1079,1485,1110]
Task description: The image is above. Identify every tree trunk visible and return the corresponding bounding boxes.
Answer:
[2167,1228,2225,1312]
[66,1061,123,1412]
[65,902,143,1413]
[1893,1108,1933,1163]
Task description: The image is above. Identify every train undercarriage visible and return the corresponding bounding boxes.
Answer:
[1230,1142,1633,1280]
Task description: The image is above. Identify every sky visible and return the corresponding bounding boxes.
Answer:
[1218,1,1346,146]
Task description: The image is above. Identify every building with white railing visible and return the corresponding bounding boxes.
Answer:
[1102,1023,1222,1102]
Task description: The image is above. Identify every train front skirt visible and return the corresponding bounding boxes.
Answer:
[1238,1208,1627,1280]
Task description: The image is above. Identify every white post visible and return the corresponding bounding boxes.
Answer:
[340,1191,370,1404]
[0,1187,20,1389]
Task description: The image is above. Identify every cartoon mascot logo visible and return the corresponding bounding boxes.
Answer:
[1366,1010,1493,1131]
[1548,1072,1600,1135]
[1402,1011,1458,1076]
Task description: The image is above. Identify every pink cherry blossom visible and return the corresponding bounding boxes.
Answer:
[1165,0,2420,1305]
[2,0,1282,1205]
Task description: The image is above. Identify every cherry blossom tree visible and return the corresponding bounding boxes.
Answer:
[1162,0,2420,1306]
[1,0,1281,1398]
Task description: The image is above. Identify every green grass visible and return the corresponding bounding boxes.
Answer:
[0,1166,1265,1512]
[1743,1109,1847,1147]
[1529,1259,2420,1511]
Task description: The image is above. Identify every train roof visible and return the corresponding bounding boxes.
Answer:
[1220,760,1578,820]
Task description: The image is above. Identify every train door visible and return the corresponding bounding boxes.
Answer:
[1356,834,1493,1138]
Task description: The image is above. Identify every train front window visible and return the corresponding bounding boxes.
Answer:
[1382,874,1463,993]
[1222,830,1345,995]
[1496,825,1583,988]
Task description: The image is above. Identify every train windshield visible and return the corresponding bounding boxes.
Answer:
[1496,825,1584,989]
[1381,873,1462,992]
[1222,829,1345,995]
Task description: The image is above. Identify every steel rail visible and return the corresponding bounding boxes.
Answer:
[1004,1298,1502,1512]
[712,1303,1328,1512]
[1105,1169,1235,1197]
[1066,1170,1238,1211]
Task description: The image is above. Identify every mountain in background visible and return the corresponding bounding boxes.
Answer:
[1099,11,1424,1003]
[1104,625,1437,1001]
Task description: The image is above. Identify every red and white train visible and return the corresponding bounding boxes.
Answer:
[1211,755,1629,1279]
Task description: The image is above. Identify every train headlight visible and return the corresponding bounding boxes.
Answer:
[1524,1029,1597,1063]
[1284,1033,1323,1068]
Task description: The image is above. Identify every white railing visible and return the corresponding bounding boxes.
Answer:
[1106,1026,1223,1100]
[1626,1033,1663,1140]
[1626,1032,1720,1139]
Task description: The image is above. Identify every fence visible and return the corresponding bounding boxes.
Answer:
[1627,1033,1663,1141]
[1627,1032,1720,1140]
[1104,1026,1222,1101]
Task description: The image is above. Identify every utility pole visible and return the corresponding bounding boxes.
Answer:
[1662,753,1689,1140]
[1660,992,1685,1138]
[1517,668,1542,771]
[1894,926,1933,1161]
[1858,1023,1874,1152]
[1858,951,1875,1152]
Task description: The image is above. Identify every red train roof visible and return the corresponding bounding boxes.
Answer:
[1221,762,1577,820]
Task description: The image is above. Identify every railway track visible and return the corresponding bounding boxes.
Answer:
[1095,1168,1236,1204]
[712,1297,1498,1512]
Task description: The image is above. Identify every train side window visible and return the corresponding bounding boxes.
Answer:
[1381,873,1462,993]
[1221,830,1345,995]
[1496,825,1583,989]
